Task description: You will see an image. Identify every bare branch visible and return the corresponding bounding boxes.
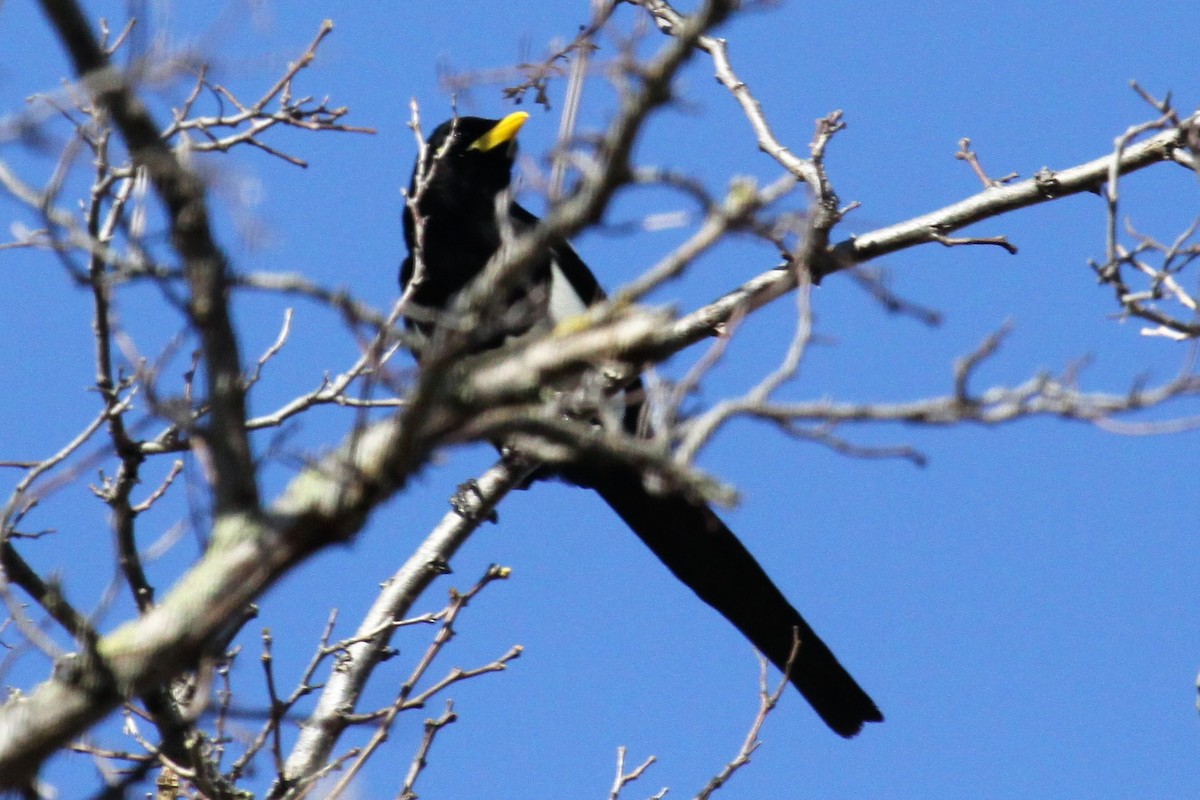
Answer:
[695,635,798,799]
[322,567,519,799]
[955,137,1020,188]
[827,112,1197,278]
[166,21,375,167]
[274,457,535,796]
[396,702,459,800]
[608,746,660,800]
[37,0,259,514]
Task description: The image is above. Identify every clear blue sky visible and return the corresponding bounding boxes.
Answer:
[2,1,1198,797]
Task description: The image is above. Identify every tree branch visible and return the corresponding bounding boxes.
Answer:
[37,0,258,514]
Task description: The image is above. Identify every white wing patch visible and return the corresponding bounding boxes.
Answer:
[548,260,590,323]
[546,259,629,430]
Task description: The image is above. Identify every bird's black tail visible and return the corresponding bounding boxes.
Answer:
[580,467,882,738]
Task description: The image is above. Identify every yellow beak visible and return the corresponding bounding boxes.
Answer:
[468,111,530,152]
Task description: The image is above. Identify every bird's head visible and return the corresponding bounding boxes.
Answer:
[410,112,530,214]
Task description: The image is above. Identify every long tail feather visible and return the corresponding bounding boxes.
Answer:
[582,467,882,737]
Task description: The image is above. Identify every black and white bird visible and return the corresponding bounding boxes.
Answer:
[400,112,882,738]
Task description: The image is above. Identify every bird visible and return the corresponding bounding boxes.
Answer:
[400,112,883,738]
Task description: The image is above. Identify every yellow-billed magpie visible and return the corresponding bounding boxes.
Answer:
[400,112,882,737]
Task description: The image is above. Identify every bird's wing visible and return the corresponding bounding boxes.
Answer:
[510,202,605,323]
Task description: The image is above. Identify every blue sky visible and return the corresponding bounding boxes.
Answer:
[2,1,1199,797]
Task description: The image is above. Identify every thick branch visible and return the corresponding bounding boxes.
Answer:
[37,0,258,513]
[273,458,533,797]
[0,412,420,785]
